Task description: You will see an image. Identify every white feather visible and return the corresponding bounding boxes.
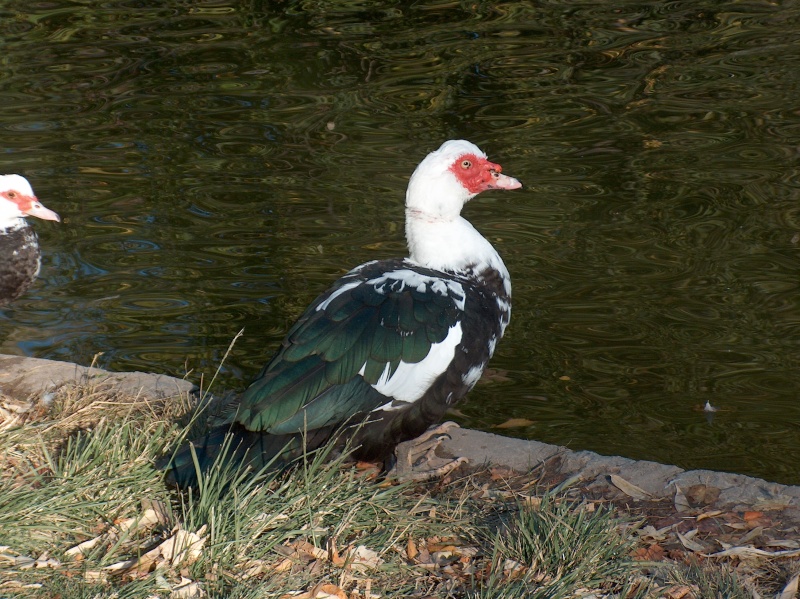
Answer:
[487,335,498,358]
[315,280,362,312]
[368,269,465,310]
[362,321,463,408]
[461,363,486,390]
[496,297,512,336]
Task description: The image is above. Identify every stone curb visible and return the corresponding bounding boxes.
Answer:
[3,354,799,515]
[0,354,195,401]
[439,427,800,512]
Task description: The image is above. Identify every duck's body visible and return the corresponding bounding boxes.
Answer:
[0,175,60,306]
[164,140,521,487]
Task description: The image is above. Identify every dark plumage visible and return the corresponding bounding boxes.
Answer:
[163,140,521,487]
[0,175,60,306]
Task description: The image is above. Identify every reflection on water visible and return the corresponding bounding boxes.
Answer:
[1,0,800,483]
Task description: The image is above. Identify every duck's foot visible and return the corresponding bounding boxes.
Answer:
[390,421,468,482]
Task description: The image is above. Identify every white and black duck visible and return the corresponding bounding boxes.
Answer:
[164,140,522,487]
[0,175,60,306]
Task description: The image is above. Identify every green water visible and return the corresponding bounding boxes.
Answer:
[1,0,800,483]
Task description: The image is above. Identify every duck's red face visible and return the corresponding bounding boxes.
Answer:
[449,153,522,195]
[0,187,60,222]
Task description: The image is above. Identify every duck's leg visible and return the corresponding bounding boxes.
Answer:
[389,421,468,481]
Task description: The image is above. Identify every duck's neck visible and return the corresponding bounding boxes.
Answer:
[405,210,510,295]
[0,216,26,234]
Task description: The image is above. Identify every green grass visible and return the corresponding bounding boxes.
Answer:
[476,494,648,598]
[0,380,793,598]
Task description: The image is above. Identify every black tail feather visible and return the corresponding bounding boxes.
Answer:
[159,424,303,488]
[158,422,347,488]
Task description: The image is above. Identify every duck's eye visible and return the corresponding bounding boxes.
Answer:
[461,160,472,169]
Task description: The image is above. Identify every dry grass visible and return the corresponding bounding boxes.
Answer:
[1,379,797,598]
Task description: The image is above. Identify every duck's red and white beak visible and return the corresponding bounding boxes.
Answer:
[487,168,522,190]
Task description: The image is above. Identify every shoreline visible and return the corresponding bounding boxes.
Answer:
[2,352,798,517]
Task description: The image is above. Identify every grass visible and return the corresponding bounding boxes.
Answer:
[1,378,798,598]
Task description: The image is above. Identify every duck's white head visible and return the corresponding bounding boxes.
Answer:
[404,140,521,277]
[0,175,60,230]
[405,140,521,221]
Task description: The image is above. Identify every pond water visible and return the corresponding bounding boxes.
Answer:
[2,0,800,483]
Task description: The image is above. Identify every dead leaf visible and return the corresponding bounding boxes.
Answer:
[637,524,673,542]
[737,526,763,545]
[103,525,207,576]
[743,511,771,528]
[271,557,293,573]
[281,581,324,599]
[743,511,763,521]
[280,582,347,599]
[766,539,800,549]
[608,474,650,500]
[705,546,800,558]
[415,540,431,565]
[430,550,458,567]
[489,466,516,480]
[0,395,41,430]
[503,558,526,577]
[492,418,535,429]
[406,537,418,561]
[317,584,347,599]
[66,534,106,557]
[753,496,795,510]
[346,545,383,572]
[327,537,346,567]
[171,577,205,598]
[632,543,665,562]
[156,526,207,567]
[66,503,170,558]
[676,530,707,553]
[664,585,695,599]
[292,540,327,561]
[779,573,799,599]
[354,461,381,475]
[14,552,60,570]
[522,495,541,508]
[686,484,719,506]
[237,560,267,579]
[427,542,458,553]
[696,510,724,522]
[83,570,108,584]
[674,485,691,512]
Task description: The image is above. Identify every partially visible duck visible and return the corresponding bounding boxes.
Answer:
[0,175,61,306]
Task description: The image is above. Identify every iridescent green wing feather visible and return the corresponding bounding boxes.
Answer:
[234,264,464,434]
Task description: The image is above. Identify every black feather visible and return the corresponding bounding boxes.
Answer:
[161,258,510,488]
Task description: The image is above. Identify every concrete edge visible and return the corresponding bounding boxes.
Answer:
[0,353,196,401]
[3,353,799,511]
[439,427,800,509]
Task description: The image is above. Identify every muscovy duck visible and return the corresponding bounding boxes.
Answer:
[164,140,522,487]
[0,175,61,306]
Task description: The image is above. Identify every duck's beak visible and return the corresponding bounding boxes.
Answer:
[488,170,522,190]
[24,198,61,222]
